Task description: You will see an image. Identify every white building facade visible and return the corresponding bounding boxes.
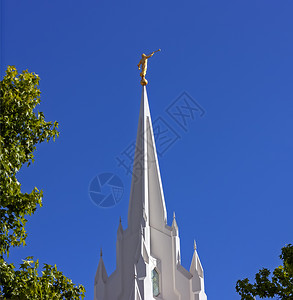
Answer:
[94,86,208,300]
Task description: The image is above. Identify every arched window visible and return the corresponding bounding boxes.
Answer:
[151,268,160,297]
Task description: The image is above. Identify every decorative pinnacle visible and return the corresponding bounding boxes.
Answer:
[172,211,178,235]
[194,240,197,251]
[100,248,103,257]
[119,216,122,224]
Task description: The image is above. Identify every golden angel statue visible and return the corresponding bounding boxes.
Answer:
[137,49,161,86]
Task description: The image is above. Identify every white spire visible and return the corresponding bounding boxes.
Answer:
[117,217,123,239]
[172,211,179,236]
[128,86,167,232]
[190,241,204,278]
[94,85,208,300]
[94,249,108,299]
[95,249,108,283]
[189,241,206,299]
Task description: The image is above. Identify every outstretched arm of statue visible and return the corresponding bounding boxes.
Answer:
[137,62,141,70]
[146,53,154,59]
[146,49,161,59]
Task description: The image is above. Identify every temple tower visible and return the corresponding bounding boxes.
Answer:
[94,86,208,300]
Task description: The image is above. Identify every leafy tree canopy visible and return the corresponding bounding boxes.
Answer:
[0,257,85,299]
[0,66,58,256]
[0,66,85,299]
[236,244,293,300]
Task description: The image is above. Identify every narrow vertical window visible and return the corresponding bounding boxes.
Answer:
[151,268,160,297]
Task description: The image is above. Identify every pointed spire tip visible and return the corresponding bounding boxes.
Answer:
[194,240,197,251]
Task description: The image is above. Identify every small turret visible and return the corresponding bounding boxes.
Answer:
[190,240,207,299]
[190,240,203,277]
[171,212,179,236]
[117,216,123,240]
[94,248,108,300]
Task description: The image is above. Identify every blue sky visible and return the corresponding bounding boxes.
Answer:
[1,0,293,299]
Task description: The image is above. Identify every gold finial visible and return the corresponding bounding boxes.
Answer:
[137,49,161,86]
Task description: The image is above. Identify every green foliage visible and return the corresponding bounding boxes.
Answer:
[0,257,85,299]
[0,66,85,299]
[236,244,293,300]
[0,66,59,257]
